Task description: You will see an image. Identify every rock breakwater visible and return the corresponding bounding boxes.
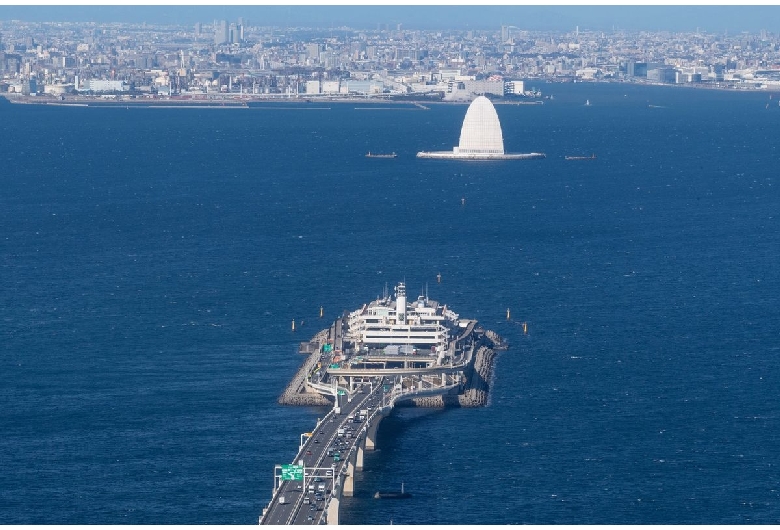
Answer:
[278,328,332,407]
[396,342,499,408]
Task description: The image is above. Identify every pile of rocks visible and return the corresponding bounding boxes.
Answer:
[397,342,499,408]
[457,346,496,407]
[278,329,332,407]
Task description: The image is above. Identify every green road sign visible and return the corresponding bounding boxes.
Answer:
[337,389,346,396]
[281,464,304,481]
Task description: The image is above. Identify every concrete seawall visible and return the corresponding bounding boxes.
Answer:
[278,328,332,407]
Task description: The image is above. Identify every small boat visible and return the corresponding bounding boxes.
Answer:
[366,152,397,158]
[585,99,591,106]
[374,482,411,499]
[565,154,596,160]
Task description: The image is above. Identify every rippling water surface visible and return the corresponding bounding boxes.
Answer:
[1,83,779,524]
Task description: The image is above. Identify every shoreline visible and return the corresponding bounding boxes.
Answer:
[3,79,778,108]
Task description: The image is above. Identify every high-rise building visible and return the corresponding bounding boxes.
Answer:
[230,24,244,44]
[214,20,229,45]
[307,43,320,61]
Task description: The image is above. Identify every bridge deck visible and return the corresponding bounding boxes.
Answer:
[260,379,387,525]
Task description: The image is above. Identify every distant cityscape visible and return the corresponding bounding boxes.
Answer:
[2,17,780,102]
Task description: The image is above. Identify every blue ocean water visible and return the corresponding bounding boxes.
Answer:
[1,82,779,524]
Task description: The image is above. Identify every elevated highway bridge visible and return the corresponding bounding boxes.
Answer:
[260,283,495,525]
[259,342,474,525]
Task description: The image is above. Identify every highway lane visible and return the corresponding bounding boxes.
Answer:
[261,378,387,525]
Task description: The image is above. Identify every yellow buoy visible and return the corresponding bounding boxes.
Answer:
[523,321,528,334]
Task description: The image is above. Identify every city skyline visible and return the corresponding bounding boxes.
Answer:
[1,4,780,33]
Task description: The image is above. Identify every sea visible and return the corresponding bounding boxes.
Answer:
[1,81,779,525]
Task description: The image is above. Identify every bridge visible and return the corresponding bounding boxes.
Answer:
[259,283,496,525]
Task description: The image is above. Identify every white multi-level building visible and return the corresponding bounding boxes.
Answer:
[344,282,459,355]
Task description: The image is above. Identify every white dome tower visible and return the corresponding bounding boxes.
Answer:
[455,96,504,155]
[416,96,546,160]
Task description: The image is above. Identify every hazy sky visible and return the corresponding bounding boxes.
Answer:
[1,4,779,33]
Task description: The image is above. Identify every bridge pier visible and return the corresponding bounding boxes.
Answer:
[365,414,383,450]
[343,460,355,497]
[356,442,364,470]
[326,496,339,525]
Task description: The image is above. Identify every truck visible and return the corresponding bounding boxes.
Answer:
[279,496,287,505]
[359,409,368,420]
[333,406,341,415]
[337,428,345,437]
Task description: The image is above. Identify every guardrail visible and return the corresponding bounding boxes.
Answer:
[262,369,468,525]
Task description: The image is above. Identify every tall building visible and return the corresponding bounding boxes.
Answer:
[214,20,229,45]
[230,24,241,44]
[306,43,320,62]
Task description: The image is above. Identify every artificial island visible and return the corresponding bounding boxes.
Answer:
[260,281,506,525]
[416,96,546,160]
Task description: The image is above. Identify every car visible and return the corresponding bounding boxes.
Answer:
[314,439,320,443]
[306,450,312,455]
[307,515,314,521]
[313,477,323,482]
